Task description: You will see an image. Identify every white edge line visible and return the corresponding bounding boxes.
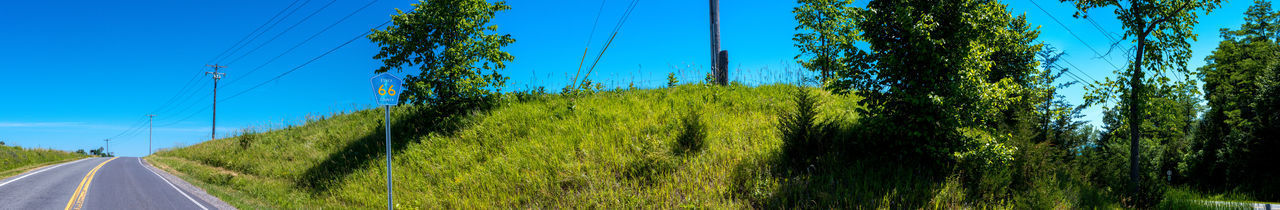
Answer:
[0,158,92,188]
[138,158,209,210]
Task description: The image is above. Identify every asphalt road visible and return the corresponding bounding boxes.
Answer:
[0,157,228,210]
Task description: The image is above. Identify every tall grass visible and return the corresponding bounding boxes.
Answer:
[0,145,86,178]
[148,81,1175,208]
[150,83,809,208]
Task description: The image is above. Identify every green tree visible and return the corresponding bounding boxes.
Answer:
[1192,0,1279,199]
[793,0,856,82]
[1060,0,1221,203]
[1032,46,1088,155]
[368,0,515,114]
[817,0,1039,163]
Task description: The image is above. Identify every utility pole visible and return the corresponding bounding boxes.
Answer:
[709,0,727,85]
[206,65,226,141]
[147,114,155,156]
[104,139,110,157]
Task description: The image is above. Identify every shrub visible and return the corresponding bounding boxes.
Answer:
[674,107,706,155]
[667,72,678,87]
[778,87,834,168]
[237,128,257,150]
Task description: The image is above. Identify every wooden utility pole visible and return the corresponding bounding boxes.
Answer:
[709,0,727,85]
[104,139,110,157]
[147,114,155,156]
[206,65,226,141]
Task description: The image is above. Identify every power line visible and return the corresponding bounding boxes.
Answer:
[222,0,341,66]
[151,78,213,117]
[1026,0,1117,83]
[1057,54,1102,83]
[1060,58,1101,85]
[147,69,211,116]
[118,1,307,139]
[152,90,213,125]
[162,0,373,126]
[207,0,309,64]
[571,0,611,90]
[155,105,211,127]
[582,0,641,83]
[223,0,381,88]
[1085,17,1133,60]
[220,20,392,103]
[107,0,318,144]
[149,2,381,129]
[105,116,150,140]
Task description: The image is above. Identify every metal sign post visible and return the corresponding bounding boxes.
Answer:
[371,72,403,209]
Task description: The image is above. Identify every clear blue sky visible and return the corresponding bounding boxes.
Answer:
[0,0,1254,157]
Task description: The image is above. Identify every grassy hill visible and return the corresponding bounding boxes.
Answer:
[146,83,892,208]
[144,83,1244,208]
[1,145,87,178]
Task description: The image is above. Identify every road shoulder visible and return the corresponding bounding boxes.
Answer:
[140,157,237,210]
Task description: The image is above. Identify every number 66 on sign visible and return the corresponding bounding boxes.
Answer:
[371,72,404,105]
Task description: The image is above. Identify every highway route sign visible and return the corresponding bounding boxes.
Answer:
[371,72,404,105]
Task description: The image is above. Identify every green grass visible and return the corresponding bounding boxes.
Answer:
[0,145,87,179]
[148,83,868,208]
[144,83,1130,208]
[1159,186,1280,209]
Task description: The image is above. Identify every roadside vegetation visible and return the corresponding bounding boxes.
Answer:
[151,83,853,208]
[151,0,1278,208]
[0,143,88,179]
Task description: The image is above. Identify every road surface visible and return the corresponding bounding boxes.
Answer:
[0,157,232,210]
[1200,200,1280,210]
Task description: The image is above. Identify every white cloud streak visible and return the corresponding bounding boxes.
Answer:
[0,122,85,128]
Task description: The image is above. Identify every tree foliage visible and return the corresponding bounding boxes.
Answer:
[802,0,1041,163]
[1190,0,1280,200]
[1061,0,1220,206]
[1031,46,1088,155]
[793,0,856,81]
[369,0,515,114]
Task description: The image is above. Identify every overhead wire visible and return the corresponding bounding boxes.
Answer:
[105,116,150,140]
[222,0,381,88]
[207,0,310,64]
[222,0,341,66]
[106,1,311,141]
[149,71,214,116]
[219,20,394,103]
[571,0,611,90]
[153,0,372,128]
[1026,0,1117,84]
[582,0,641,83]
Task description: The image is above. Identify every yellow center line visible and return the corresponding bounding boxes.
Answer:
[64,157,117,210]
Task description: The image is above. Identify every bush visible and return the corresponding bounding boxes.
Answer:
[237,128,257,150]
[778,87,835,168]
[667,72,678,87]
[674,107,707,155]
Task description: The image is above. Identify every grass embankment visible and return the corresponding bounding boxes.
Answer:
[0,145,87,178]
[148,84,873,208]
[144,83,1244,208]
